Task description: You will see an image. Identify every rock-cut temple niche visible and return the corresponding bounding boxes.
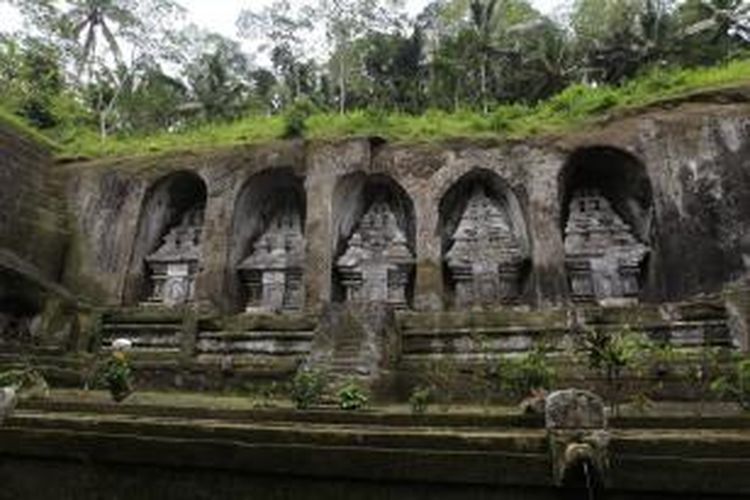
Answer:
[145,205,204,306]
[128,171,207,306]
[230,169,306,313]
[440,170,530,308]
[564,191,649,302]
[334,175,415,308]
[561,147,653,304]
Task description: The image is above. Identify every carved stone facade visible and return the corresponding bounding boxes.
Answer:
[145,206,204,306]
[445,188,526,307]
[336,201,414,308]
[238,206,305,312]
[564,191,649,304]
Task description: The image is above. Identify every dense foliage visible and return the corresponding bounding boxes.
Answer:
[0,0,748,155]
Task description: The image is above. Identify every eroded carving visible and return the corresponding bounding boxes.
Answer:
[238,205,305,312]
[336,201,414,308]
[445,188,526,307]
[145,205,204,305]
[564,191,649,304]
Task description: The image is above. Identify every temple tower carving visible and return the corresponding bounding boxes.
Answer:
[445,188,526,307]
[145,205,204,306]
[336,200,415,308]
[564,190,649,304]
[237,205,305,312]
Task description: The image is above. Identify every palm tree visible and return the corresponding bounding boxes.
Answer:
[469,0,543,113]
[685,0,750,42]
[63,0,139,138]
[66,0,140,69]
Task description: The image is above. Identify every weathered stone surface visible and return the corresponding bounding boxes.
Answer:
[0,387,17,425]
[545,389,607,430]
[57,97,750,309]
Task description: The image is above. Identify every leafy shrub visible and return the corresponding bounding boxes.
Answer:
[409,385,432,415]
[338,380,369,411]
[711,357,750,410]
[291,369,327,410]
[283,97,317,138]
[488,104,530,132]
[100,352,133,403]
[494,345,556,401]
[577,326,644,413]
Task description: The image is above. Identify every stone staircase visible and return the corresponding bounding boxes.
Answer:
[99,309,184,354]
[329,327,366,377]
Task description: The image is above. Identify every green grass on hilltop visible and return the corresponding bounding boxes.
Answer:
[0,107,59,150]
[4,58,750,160]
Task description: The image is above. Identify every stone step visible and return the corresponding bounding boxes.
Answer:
[102,323,181,331]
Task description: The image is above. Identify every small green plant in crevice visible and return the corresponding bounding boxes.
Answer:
[99,351,134,403]
[493,344,557,402]
[711,357,750,411]
[337,380,369,411]
[409,385,433,415]
[686,345,726,415]
[291,369,327,410]
[420,358,461,405]
[577,325,644,415]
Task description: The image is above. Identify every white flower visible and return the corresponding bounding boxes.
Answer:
[112,338,133,352]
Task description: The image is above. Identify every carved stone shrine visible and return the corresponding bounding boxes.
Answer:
[238,207,305,312]
[145,205,204,306]
[336,201,414,308]
[564,191,649,304]
[445,188,526,307]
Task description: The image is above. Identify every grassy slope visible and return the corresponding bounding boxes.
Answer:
[0,107,59,150]
[3,58,750,160]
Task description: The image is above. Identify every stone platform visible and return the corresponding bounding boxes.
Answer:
[0,393,749,499]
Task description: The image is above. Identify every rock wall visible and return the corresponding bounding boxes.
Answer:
[61,92,750,311]
[0,122,67,281]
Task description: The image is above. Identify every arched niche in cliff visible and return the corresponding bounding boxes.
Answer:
[0,269,43,348]
[125,171,207,306]
[228,168,306,313]
[559,146,654,304]
[439,168,531,308]
[332,173,416,308]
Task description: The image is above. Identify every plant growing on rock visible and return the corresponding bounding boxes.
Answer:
[338,380,368,411]
[494,344,557,402]
[100,351,134,403]
[409,385,432,415]
[291,369,327,410]
[577,326,644,415]
[711,357,750,411]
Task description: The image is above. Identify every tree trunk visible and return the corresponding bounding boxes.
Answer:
[480,53,488,114]
[338,56,346,115]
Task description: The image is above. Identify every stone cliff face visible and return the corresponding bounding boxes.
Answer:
[0,123,67,282]
[53,89,750,312]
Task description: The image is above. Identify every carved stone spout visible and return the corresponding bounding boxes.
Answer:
[545,389,610,494]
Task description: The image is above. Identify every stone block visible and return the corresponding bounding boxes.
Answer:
[0,387,17,425]
[545,389,606,430]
